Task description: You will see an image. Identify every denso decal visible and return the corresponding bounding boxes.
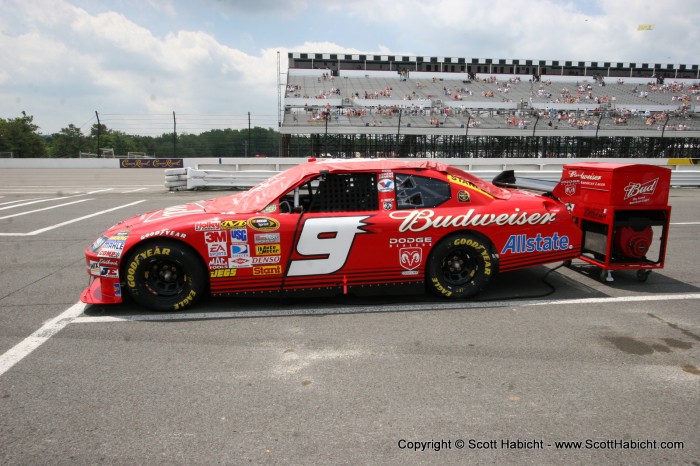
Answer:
[501,233,570,254]
[230,228,248,243]
[252,256,281,264]
[624,178,658,202]
[142,203,205,223]
[399,247,422,270]
[195,220,220,231]
[140,229,186,240]
[254,233,280,244]
[390,209,557,233]
[248,217,280,232]
[221,220,247,230]
[253,265,283,275]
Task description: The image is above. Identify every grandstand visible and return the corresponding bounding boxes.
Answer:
[278,53,700,159]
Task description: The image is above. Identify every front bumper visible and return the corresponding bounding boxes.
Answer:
[80,277,123,305]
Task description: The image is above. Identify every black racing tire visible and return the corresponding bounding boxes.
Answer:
[124,239,207,311]
[426,233,496,299]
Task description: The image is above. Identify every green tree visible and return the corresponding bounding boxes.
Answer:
[0,112,47,157]
[49,124,91,158]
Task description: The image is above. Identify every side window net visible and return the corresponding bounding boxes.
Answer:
[396,173,451,209]
[309,173,377,212]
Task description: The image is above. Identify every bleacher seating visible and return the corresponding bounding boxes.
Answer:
[281,70,700,136]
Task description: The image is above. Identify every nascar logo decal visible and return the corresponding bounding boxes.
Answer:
[248,217,280,232]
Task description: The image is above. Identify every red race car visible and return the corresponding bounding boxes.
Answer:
[81,158,670,311]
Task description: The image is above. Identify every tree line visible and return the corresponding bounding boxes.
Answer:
[0,112,287,158]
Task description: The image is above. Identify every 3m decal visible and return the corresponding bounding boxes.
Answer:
[288,216,369,276]
[205,231,228,243]
[390,208,556,232]
[501,233,571,254]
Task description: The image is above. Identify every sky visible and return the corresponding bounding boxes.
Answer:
[1,0,699,136]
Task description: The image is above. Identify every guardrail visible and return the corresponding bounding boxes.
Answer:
[164,158,700,190]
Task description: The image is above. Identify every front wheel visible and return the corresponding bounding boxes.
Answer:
[124,240,207,311]
[426,233,496,299]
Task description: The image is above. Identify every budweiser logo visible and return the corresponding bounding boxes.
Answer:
[624,178,658,200]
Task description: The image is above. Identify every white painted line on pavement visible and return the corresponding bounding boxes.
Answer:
[0,200,147,236]
[121,187,149,193]
[73,292,700,323]
[0,197,46,206]
[0,302,87,378]
[671,222,700,225]
[0,199,93,220]
[0,193,89,211]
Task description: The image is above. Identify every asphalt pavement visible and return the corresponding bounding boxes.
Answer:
[0,168,698,465]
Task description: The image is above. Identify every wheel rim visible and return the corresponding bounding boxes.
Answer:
[441,248,478,286]
[143,258,186,297]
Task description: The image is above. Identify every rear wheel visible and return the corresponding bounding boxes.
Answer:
[124,240,207,311]
[426,233,496,299]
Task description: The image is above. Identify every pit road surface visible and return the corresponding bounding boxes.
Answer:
[0,168,698,465]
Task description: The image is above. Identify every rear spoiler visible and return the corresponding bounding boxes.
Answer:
[492,170,559,197]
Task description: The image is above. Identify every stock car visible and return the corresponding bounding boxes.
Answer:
[81,158,584,311]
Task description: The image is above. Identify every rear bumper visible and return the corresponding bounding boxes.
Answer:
[80,277,123,305]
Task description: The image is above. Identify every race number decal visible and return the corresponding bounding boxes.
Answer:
[288,216,369,276]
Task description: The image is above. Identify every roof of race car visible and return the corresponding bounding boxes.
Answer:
[212,158,511,214]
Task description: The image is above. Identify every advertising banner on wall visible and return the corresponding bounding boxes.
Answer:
[120,158,184,169]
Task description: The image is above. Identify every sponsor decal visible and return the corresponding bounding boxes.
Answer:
[113,283,121,297]
[120,158,183,169]
[254,233,280,244]
[389,237,432,248]
[252,256,281,264]
[205,231,228,243]
[248,217,280,232]
[100,267,119,279]
[210,269,238,278]
[97,233,128,258]
[584,207,606,219]
[253,265,283,275]
[624,178,658,202]
[208,257,228,269]
[390,208,557,233]
[140,229,187,240]
[195,220,220,231]
[446,175,494,198]
[207,242,228,257]
[221,220,247,230]
[457,190,471,202]
[401,271,420,276]
[231,244,250,256]
[560,179,578,197]
[399,247,422,270]
[383,200,394,210]
[228,256,253,268]
[230,228,248,243]
[142,204,205,223]
[99,258,119,267]
[501,233,571,254]
[568,170,602,181]
[378,178,395,192]
[255,244,281,255]
[89,261,100,276]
